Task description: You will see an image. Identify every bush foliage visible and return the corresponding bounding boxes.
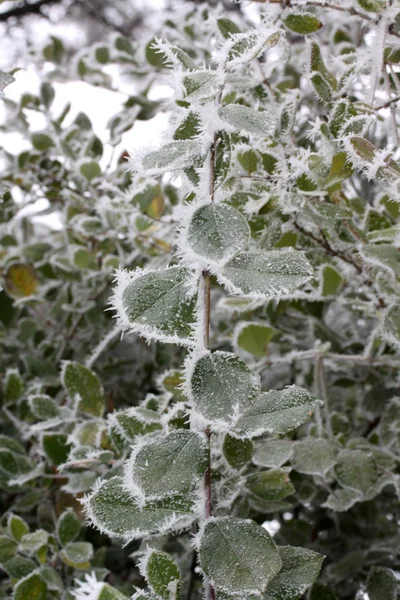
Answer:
[1,0,400,598]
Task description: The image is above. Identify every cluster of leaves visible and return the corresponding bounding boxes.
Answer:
[2,0,400,598]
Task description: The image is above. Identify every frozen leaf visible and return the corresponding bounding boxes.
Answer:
[32,133,54,151]
[219,105,276,137]
[8,513,29,541]
[0,448,35,481]
[61,361,105,417]
[264,546,324,600]
[234,322,276,357]
[291,439,338,476]
[2,555,36,580]
[20,530,48,556]
[125,430,208,501]
[0,535,17,562]
[14,572,47,600]
[186,203,250,262]
[109,407,161,449]
[173,111,202,141]
[80,160,101,180]
[253,440,293,469]
[84,477,194,542]
[217,18,241,38]
[218,251,313,299]
[223,434,253,469]
[114,267,196,345]
[198,517,281,595]
[234,386,319,438]
[144,550,182,600]
[321,266,343,296]
[246,470,295,507]
[28,394,59,421]
[4,263,39,297]
[142,141,201,174]
[188,351,260,425]
[322,488,361,512]
[60,541,93,569]
[39,567,63,593]
[0,71,15,96]
[225,30,280,64]
[382,305,400,348]
[56,509,81,546]
[283,13,323,35]
[324,152,353,187]
[183,71,219,100]
[367,566,397,600]
[334,450,378,495]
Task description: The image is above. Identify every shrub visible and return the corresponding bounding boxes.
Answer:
[1,1,400,598]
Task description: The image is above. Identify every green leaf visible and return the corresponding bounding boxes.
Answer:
[146,38,165,68]
[291,439,338,476]
[60,542,93,569]
[234,386,320,438]
[188,351,260,425]
[28,394,59,420]
[309,582,338,600]
[8,513,29,541]
[322,488,361,512]
[219,105,276,137]
[217,18,241,38]
[98,585,130,600]
[0,535,17,562]
[173,111,202,141]
[324,152,353,187]
[186,203,250,262]
[356,0,384,11]
[237,149,259,174]
[14,572,47,600]
[144,550,182,600]
[246,470,295,507]
[3,368,24,404]
[2,555,36,580]
[42,433,72,465]
[80,161,101,180]
[62,361,105,417]
[31,133,54,151]
[115,267,197,345]
[283,13,323,35]
[39,567,63,593]
[235,322,276,357]
[142,140,200,173]
[85,477,194,542]
[226,30,280,64]
[223,434,253,469]
[183,71,219,100]
[219,251,313,299]
[264,546,324,600]
[253,440,293,468]
[199,517,282,595]
[367,566,397,600]
[56,509,82,546]
[334,450,378,495]
[321,266,343,296]
[125,430,208,501]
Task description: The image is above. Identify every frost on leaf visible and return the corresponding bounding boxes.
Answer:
[61,361,105,417]
[198,517,282,595]
[264,546,324,600]
[218,251,313,299]
[141,140,201,174]
[246,470,295,512]
[334,450,378,496]
[382,305,400,348]
[182,71,220,101]
[223,29,280,65]
[233,386,320,439]
[218,105,276,137]
[367,566,397,600]
[185,203,250,263]
[143,550,182,600]
[84,477,194,542]
[0,71,15,97]
[253,439,294,469]
[113,267,197,346]
[124,430,208,502]
[291,439,338,477]
[187,351,260,426]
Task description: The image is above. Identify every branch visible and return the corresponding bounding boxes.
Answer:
[0,0,62,21]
